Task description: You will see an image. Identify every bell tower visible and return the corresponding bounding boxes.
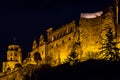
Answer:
[39,35,45,46]
[7,45,22,63]
[2,37,22,72]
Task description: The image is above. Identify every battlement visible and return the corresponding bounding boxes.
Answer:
[8,45,22,52]
[47,20,76,43]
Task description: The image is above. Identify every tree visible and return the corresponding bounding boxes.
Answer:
[34,52,42,65]
[100,28,120,61]
[67,42,80,65]
[86,52,100,60]
[67,51,79,65]
[67,28,82,65]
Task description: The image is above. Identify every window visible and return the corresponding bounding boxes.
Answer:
[15,53,17,56]
[56,44,58,47]
[62,40,64,44]
[54,36,57,40]
[51,46,53,49]
[10,48,13,50]
[70,27,72,32]
[42,51,44,54]
[15,48,18,51]
[68,37,71,41]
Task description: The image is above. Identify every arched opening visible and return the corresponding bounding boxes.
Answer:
[34,52,42,65]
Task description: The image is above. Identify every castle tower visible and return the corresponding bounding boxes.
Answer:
[39,34,45,46]
[7,45,22,63]
[32,38,38,50]
[2,43,22,72]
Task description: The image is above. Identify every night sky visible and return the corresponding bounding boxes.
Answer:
[0,0,116,61]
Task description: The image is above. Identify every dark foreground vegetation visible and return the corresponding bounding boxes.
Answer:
[30,59,120,80]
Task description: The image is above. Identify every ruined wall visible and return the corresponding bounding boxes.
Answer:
[28,44,46,65]
[79,10,115,60]
[47,21,76,66]
[38,44,46,64]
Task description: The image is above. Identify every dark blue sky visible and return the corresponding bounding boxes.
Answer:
[0,0,116,61]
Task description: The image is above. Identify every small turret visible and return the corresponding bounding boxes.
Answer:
[39,35,45,46]
[32,38,38,50]
[7,45,22,63]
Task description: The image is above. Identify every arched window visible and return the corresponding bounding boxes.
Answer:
[34,52,42,65]
[10,58,12,61]
[14,63,22,68]
[7,67,11,71]
[68,37,71,41]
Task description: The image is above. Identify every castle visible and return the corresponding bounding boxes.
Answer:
[1,1,120,77]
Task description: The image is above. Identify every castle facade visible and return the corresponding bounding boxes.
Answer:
[23,7,120,67]
[2,5,120,72]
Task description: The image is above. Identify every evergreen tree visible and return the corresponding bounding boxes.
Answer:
[67,28,81,65]
[67,42,80,65]
[100,28,120,61]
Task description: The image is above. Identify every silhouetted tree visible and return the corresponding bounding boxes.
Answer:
[87,52,100,60]
[100,28,120,61]
[34,52,42,65]
[67,42,80,65]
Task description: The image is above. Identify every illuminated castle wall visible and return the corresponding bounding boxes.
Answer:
[27,8,119,66]
[79,10,116,60]
[2,7,119,73]
[3,8,117,69]
[46,21,77,65]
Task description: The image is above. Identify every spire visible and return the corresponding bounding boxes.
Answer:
[32,38,38,50]
[14,36,16,44]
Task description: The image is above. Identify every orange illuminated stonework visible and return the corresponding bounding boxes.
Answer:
[26,8,119,67]
[0,6,120,80]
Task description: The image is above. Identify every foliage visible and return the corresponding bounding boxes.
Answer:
[67,37,82,65]
[67,47,79,65]
[100,28,120,61]
[86,52,100,60]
